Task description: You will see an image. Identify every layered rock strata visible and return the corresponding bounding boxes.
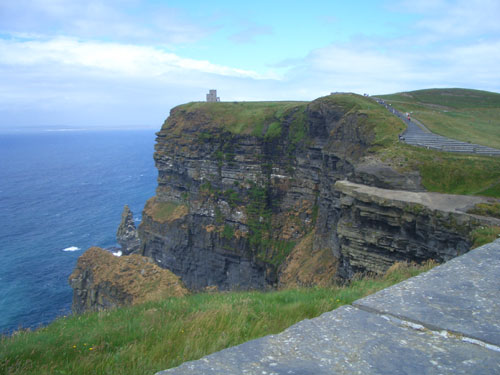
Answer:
[334,180,500,278]
[69,247,188,314]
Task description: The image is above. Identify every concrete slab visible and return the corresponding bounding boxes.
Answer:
[157,305,499,375]
[335,180,500,216]
[354,239,500,346]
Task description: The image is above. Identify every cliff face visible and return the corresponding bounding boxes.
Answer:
[334,180,499,278]
[69,247,188,314]
[137,94,497,290]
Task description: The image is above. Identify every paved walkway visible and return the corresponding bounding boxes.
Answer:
[373,98,500,156]
[157,239,500,375]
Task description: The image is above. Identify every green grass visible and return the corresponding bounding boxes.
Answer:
[265,121,282,139]
[470,226,500,248]
[468,201,500,219]
[307,94,405,152]
[173,101,306,137]
[378,88,500,149]
[1,261,435,375]
[145,199,188,223]
[379,144,500,196]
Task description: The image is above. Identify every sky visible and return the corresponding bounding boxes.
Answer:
[1,0,499,130]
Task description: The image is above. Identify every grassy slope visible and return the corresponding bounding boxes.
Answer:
[316,94,500,197]
[0,262,434,375]
[378,88,500,149]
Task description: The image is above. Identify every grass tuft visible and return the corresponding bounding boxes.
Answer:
[144,198,188,223]
[468,201,500,219]
[470,226,500,248]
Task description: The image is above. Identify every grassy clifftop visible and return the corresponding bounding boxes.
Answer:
[376,88,500,197]
[163,101,307,138]
[160,92,500,197]
[378,88,500,149]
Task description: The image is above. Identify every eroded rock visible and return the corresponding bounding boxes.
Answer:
[116,205,141,255]
[68,247,188,314]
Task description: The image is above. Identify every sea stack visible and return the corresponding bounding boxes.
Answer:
[116,205,141,255]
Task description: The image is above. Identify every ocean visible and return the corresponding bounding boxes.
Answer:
[0,129,158,335]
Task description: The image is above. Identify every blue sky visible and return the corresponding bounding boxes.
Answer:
[1,0,499,129]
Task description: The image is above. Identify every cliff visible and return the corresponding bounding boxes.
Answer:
[334,180,500,278]
[69,247,188,314]
[136,94,499,290]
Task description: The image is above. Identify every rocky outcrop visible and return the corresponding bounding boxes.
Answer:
[334,180,500,278]
[116,205,141,255]
[68,247,188,314]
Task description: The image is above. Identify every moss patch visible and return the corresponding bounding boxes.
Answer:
[144,198,188,224]
[468,201,500,219]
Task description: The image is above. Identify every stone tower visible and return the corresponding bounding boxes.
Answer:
[206,89,220,102]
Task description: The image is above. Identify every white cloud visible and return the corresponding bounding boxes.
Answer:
[0,37,275,80]
[280,32,500,96]
[0,35,284,128]
[0,0,210,45]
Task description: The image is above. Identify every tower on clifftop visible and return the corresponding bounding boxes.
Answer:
[206,89,220,102]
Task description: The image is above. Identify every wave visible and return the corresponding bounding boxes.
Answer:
[62,246,81,252]
[112,250,122,257]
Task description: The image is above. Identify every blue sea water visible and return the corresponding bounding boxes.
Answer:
[0,130,158,334]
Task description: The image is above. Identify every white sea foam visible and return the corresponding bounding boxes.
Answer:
[112,250,123,257]
[63,246,81,252]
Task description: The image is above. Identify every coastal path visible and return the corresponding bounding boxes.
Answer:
[373,98,500,157]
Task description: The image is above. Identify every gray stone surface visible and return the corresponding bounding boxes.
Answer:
[157,240,500,375]
[354,239,500,346]
[158,306,499,374]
